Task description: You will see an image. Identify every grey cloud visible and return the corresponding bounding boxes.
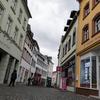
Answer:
[28,0,79,70]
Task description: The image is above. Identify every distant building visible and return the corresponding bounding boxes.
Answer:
[76,0,100,96]
[52,71,57,87]
[0,0,31,84]
[46,56,54,87]
[34,52,48,86]
[17,24,39,84]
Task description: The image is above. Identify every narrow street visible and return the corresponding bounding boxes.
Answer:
[0,84,99,100]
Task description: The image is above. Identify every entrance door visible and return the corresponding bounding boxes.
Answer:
[4,56,13,84]
[99,56,100,97]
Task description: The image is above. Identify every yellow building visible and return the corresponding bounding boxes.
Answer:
[76,0,100,96]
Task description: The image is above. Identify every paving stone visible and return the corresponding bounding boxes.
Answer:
[0,84,100,100]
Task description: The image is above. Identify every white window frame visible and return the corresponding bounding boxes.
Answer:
[6,16,13,35]
[14,26,19,41]
[12,0,17,12]
[0,3,4,21]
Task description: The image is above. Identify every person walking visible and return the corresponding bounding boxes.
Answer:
[9,69,17,87]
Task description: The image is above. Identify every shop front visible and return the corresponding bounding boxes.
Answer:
[77,48,100,96]
[60,56,75,92]
[46,77,52,87]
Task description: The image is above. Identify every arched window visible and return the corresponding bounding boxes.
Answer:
[93,13,100,35]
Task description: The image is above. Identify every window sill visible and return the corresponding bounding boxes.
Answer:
[83,12,90,20]
[22,26,25,31]
[92,30,100,37]
[92,2,100,10]
[81,38,89,44]
[10,6,16,15]
[72,43,75,47]
[17,18,21,24]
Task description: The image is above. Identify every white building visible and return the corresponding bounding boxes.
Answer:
[46,56,53,87]
[52,71,57,87]
[35,52,48,86]
[0,0,31,84]
[58,10,78,91]
[17,24,39,84]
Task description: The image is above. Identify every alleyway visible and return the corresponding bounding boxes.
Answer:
[0,84,99,100]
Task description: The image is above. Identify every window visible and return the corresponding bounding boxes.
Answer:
[63,47,65,57]
[65,43,67,54]
[80,57,90,88]
[91,56,97,88]
[6,17,13,34]
[94,15,100,33]
[18,9,22,23]
[94,0,100,5]
[11,0,17,14]
[72,30,76,46]
[23,18,26,30]
[31,59,35,67]
[19,34,23,47]
[84,2,90,18]
[14,27,19,41]
[68,38,71,51]
[0,4,4,20]
[82,25,89,43]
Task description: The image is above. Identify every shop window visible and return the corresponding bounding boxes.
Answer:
[82,25,89,43]
[80,57,90,88]
[91,56,97,88]
[84,2,90,18]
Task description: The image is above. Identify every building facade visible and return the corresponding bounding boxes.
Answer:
[52,71,57,87]
[17,24,38,84]
[58,11,78,92]
[34,53,49,86]
[46,56,53,87]
[76,0,100,96]
[0,0,31,84]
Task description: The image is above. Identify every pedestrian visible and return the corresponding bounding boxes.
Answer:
[27,73,33,86]
[27,77,31,86]
[9,69,17,87]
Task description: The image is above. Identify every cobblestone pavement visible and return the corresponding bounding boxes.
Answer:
[0,84,100,100]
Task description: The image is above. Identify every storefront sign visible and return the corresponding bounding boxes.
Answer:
[56,66,62,72]
[60,78,67,90]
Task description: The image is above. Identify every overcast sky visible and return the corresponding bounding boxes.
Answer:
[28,0,79,71]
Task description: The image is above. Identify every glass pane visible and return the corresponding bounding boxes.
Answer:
[92,56,97,88]
[80,57,90,88]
